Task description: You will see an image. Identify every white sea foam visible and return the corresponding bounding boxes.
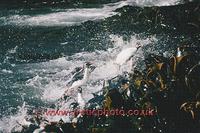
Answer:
[132,0,182,6]
[0,0,182,27]
[1,69,13,74]
[8,46,18,54]
[0,103,28,133]
[0,5,117,27]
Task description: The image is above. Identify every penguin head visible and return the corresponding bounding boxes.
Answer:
[84,62,96,72]
[77,87,82,93]
[136,42,142,50]
[84,62,92,68]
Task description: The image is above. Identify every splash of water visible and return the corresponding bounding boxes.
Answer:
[0,34,158,132]
[24,34,158,102]
[0,103,28,133]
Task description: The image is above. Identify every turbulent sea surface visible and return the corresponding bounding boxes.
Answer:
[0,0,199,132]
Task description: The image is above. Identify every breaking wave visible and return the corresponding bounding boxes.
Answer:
[0,0,183,27]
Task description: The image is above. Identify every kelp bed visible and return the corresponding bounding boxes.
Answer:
[82,46,200,133]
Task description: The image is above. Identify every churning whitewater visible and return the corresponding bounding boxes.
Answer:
[0,0,182,27]
[0,34,158,132]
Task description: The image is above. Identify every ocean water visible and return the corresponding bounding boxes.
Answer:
[0,0,199,132]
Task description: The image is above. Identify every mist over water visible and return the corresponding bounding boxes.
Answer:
[0,0,199,132]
